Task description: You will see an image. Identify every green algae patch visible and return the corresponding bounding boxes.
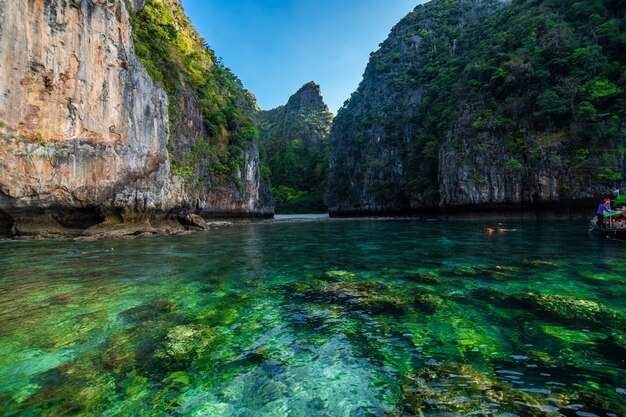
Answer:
[197,307,240,326]
[119,300,180,324]
[413,294,444,314]
[513,291,626,329]
[517,259,560,269]
[483,265,521,281]
[380,269,441,284]
[391,362,626,417]
[470,287,510,303]
[154,324,221,371]
[311,281,407,315]
[443,265,482,278]
[390,363,542,416]
[120,372,150,399]
[541,325,606,346]
[320,270,357,281]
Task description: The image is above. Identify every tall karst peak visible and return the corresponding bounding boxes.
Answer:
[326,0,625,215]
[284,81,331,116]
[258,82,333,213]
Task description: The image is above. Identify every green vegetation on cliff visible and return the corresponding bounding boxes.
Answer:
[327,0,625,212]
[258,82,333,213]
[130,0,259,188]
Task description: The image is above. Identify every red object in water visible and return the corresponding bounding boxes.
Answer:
[486,228,495,234]
[498,228,509,233]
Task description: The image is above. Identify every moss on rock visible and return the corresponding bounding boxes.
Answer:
[154,324,219,369]
[320,270,357,281]
[391,362,544,416]
[513,291,626,329]
[413,294,444,315]
[391,362,626,417]
[120,300,180,324]
[405,271,441,284]
[306,281,406,315]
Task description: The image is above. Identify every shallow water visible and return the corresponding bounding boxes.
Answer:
[0,219,625,416]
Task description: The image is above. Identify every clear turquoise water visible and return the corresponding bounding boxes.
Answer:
[0,219,625,416]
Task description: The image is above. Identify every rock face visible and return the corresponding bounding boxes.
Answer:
[131,0,273,219]
[326,0,626,215]
[0,0,272,238]
[258,82,333,213]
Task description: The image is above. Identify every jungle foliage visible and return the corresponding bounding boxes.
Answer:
[337,0,625,203]
[130,0,259,188]
[258,84,333,213]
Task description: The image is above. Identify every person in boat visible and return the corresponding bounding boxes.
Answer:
[596,198,611,227]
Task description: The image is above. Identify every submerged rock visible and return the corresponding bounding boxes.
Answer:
[276,280,319,295]
[106,301,194,377]
[395,271,441,284]
[320,270,357,281]
[307,281,406,314]
[443,264,523,281]
[444,266,482,278]
[517,259,560,269]
[414,294,444,315]
[414,272,441,284]
[178,213,208,230]
[120,300,180,324]
[513,292,626,329]
[390,362,544,416]
[390,362,626,417]
[100,332,138,376]
[560,391,626,417]
[283,277,441,316]
[483,265,520,281]
[154,324,218,369]
[23,360,118,416]
[597,334,626,367]
[470,287,510,303]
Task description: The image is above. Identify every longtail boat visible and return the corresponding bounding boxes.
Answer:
[589,198,626,238]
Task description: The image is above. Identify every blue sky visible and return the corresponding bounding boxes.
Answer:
[180,0,424,114]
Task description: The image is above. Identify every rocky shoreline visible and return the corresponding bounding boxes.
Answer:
[0,211,272,241]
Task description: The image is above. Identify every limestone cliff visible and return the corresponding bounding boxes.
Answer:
[0,0,272,238]
[258,82,332,213]
[131,0,273,218]
[326,0,626,215]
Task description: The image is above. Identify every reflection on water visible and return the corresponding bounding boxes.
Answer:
[0,219,625,416]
